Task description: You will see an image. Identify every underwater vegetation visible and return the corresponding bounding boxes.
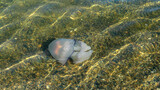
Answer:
[0,0,160,89]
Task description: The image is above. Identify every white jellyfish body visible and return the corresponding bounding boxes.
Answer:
[71,41,93,64]
[48,38,93,65]
[48,39,75,65]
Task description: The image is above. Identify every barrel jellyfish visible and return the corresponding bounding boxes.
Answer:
[48,38,93,65]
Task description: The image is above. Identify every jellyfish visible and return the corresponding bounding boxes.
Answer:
[48,38,93,65]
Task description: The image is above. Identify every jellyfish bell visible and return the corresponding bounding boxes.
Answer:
[48,39,75,65]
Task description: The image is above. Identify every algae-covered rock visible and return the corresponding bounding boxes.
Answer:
[0,0,160,89]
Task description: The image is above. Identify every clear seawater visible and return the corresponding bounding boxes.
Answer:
[0,0,160,89]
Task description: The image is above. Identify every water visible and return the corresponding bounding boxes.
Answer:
[0,0,160,89]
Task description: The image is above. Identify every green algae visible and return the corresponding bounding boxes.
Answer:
[0,0,160,89]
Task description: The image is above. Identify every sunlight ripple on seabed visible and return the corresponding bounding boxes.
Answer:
[0,40,12,50]
[0,51,44,73]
